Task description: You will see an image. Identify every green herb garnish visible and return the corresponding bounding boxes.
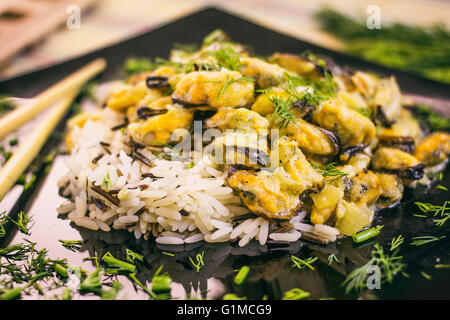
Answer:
[315,8,450,84]
[352,226,383,243]
[410,235,445,246]
[58,240,82,252]
[269,95,296,129]
[291,255,318,271]
[189,251,205,273]
[311,162,348,183]
[328,254,340,266]
[234,266,250,285]
[282,288,310,300]
[390,235,404,251]
[343,244,406,293]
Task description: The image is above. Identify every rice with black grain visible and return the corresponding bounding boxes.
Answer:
[57,108,336,246]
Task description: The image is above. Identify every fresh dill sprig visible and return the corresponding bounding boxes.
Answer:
[282,72,336,105]
[291,255,318,271]
[434,214,450,227]
[328,254,340,266]
[269,95,296,129]
[202,46,242,71]
[311,162,348,183]
[315,8,450,84]
[7,211,33,235]
[58,240,82,252]
[390,235,404,251]
[414,201,449,216]
[414,201,450,227]
[410,235,445,246]
[189,251,205,273]
[343,244,406,293]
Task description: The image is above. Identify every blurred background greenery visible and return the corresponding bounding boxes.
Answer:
[1,0,449,84]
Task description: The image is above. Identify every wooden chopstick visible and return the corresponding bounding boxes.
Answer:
[0,92,78,201]
[0,58,107,201]
[0,58,106,140]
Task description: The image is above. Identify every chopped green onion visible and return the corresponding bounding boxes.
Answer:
[352,225,384,243]
[0,287,23,300]
[234,266,250,285]
[282,288,310,300]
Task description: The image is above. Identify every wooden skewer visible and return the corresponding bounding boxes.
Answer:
[0,58,106,140]
[0,91,79,201]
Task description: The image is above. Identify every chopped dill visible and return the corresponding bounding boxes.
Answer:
[58,240,82,252]
[414,201,450,227]
[311,162,348,183]
[390,235,404,251]
[410,235,445,246]
[202,46,242,71]
[189,251,205,273]
[7,211,33,235]
[328,254,340,266]
[342,244,406,293]
[269,95,296,129]
[291,255,318,271]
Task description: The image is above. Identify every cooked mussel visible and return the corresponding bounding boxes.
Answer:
[268,52,322,78]
[376,173,404,208]
[372,147,425,180]
[172,70,254,109]
[377,135,415,153]
[414,132,450,166]
[227,169,302,220]
[205,108,269,133]
[240,57,287,88]
[312,99,376,148]
[284,119,340,156]
[343,170,382,207]
[127,97,193,145]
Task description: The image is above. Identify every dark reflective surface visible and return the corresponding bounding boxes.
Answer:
[0,8,449,300]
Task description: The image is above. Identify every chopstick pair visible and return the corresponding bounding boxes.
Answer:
[0,58,107,201]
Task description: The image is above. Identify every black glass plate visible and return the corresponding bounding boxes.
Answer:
[0,7,449,300]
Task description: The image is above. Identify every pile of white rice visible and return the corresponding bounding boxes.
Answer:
[57,108,339,246]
